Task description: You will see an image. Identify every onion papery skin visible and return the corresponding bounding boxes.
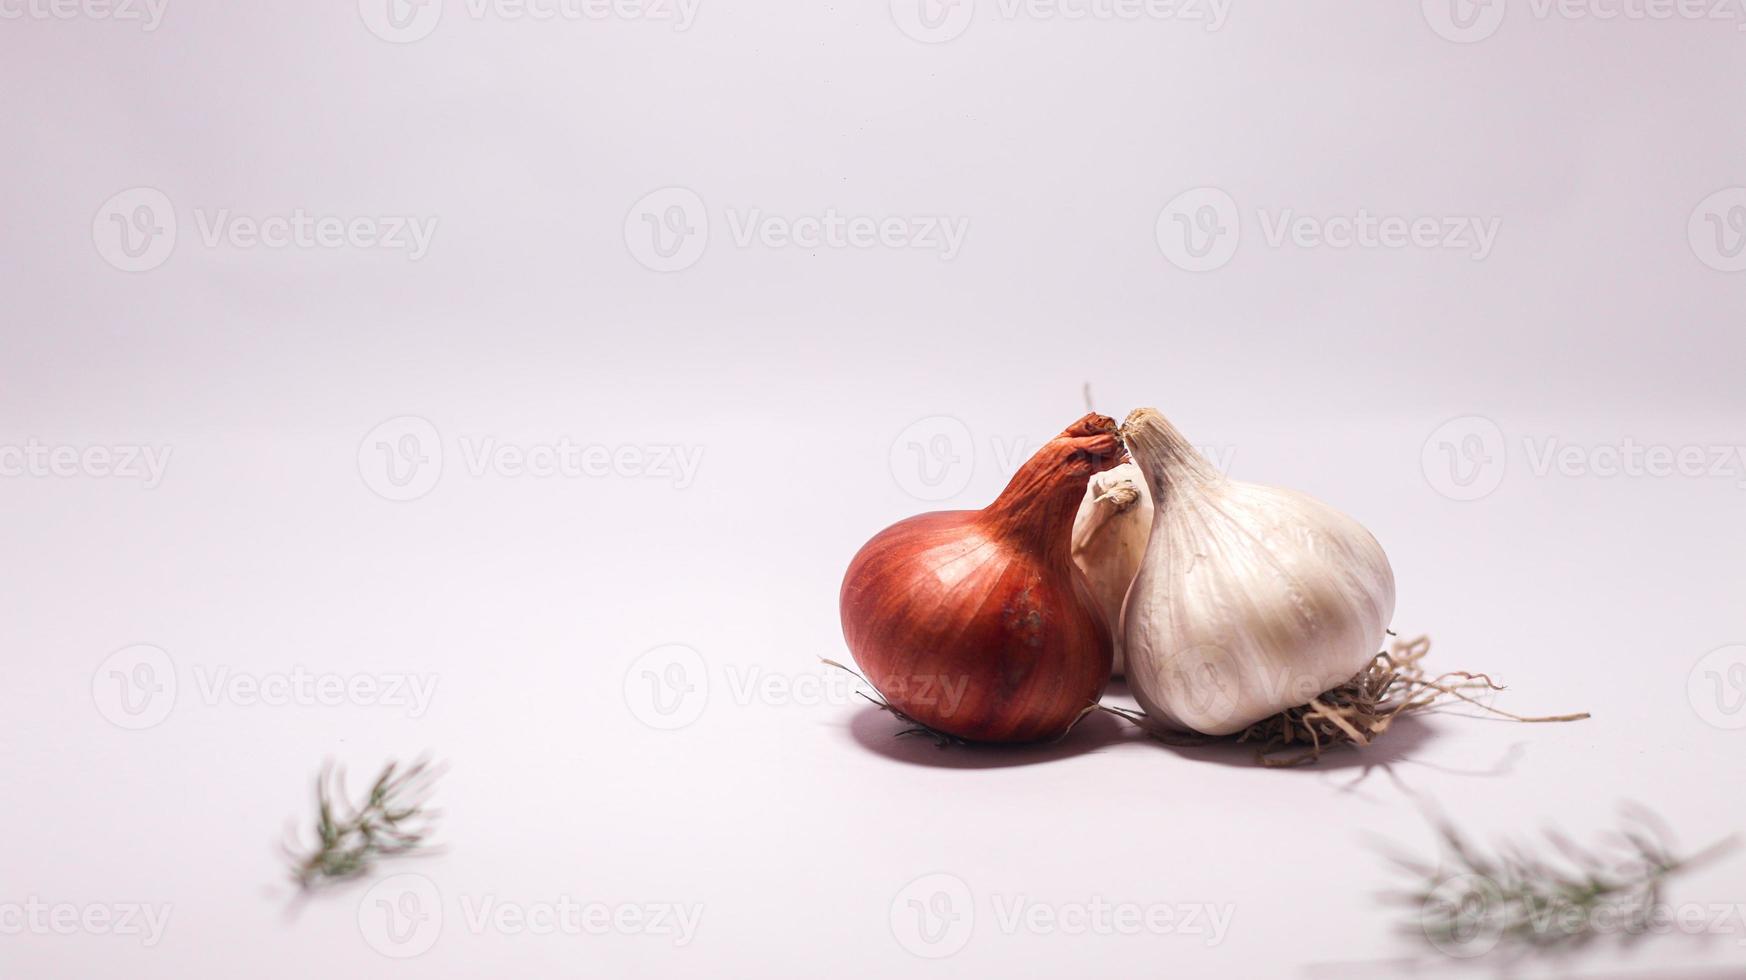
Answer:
[840,414,1122,743]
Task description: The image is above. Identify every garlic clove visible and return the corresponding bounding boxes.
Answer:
[1070,462,1153,676]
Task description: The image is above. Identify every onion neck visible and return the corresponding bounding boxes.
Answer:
[1121,408,1222,504]
[978,414,1121,565]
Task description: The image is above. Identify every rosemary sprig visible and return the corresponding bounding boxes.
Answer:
[288,758,443,889]
[1388,806,1737,958]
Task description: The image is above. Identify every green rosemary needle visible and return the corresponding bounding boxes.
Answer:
[1389,806,1736,957]
[288,758,443,889]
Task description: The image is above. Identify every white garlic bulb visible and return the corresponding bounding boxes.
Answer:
[1070,462,1153,676]
[1120,408,1396,736]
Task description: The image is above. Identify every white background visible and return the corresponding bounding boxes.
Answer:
[2,1,1744,976]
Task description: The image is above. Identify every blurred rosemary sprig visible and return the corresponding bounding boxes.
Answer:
[1388,806,1736,957]
[288,758,443,889]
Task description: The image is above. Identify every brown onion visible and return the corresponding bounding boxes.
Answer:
[839,413,1123,743]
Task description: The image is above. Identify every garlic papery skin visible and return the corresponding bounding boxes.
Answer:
[1120,408,1396,736]
[1070,462,1152,676]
